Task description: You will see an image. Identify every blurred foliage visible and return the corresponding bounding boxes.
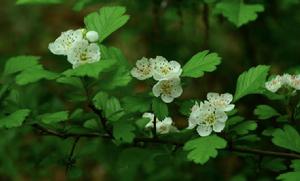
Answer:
[0,0,300,180]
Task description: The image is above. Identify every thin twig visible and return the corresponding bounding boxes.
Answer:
[89,104,113,137]
[32,124,300,160]
[153,115,157,139]
[65,137,80,174]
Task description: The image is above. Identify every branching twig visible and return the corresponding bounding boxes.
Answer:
[32,123,300,160]
[65,137,80,174]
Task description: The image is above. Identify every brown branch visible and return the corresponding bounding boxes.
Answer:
[33,123,300,160]
[65,137,80,174]
[88,104,113,137]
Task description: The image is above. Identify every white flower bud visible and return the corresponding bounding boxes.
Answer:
[86,31,99,42]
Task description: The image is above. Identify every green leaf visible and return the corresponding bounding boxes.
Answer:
[182,50,221,78]
[291,160,300,171]
[84,6,130,42]
[234,65,270,101]
[231,120,257,135]
[113,121,135,143]
[93,92,124,122]
[4,55,39,75]
[122,96,151,113]
[135,118,150,129]
[262,158,287,172]
[179,100,195,116]
[0,109,31,128]
[63,59,116,78]
[16,0,62,5]
[183,135,227,164]
[152,98,168,120]
[272,125,300,153]
[15,65,58,85]
[215,0,264,27]
[56,77,83,88]
[254,105,280,120]
[39,111,69,124]
[277,172,300,181]
[101,66,132,89]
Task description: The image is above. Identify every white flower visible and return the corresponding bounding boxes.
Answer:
[151,56,182,81]
[67,39,101,68]
[131,57,154,80]
[188,101,228,137]
[265,75,283,93]
[289,75,300,90]
[152,77,183,103]
[207,92,235,112]
[48,29,84,56]
[143,113,178,134]
[85,31,99,42]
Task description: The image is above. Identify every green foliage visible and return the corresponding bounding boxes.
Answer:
[234,65,270,101]
[39,111,69,124]
[16,65,58,85]
[254,105,280,120]
[93,91,124,122]
[63,59,116,78]
[182,50,221,78]
[0,109,30,128]
[215,0,264,27]
[277,160,300,181]
[122,96,151,113]
[272,125,300,153]
[183,135,227,164]
[113,121,135,143]
[16,0,63,5]
[84,6,130,42]
[3,55,40,75]
[231,120,257,135]
[152,98,168,120]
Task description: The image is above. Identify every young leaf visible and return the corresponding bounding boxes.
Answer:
[84,6,130,42]
[272,125,300,153]
[122,96,151,113]
[215,0,264,27]
[182,50,221,78]
[231,120,257,135]
[4,55,39,75]
[63,59,116,78]
[254,105,280,120]
[16,0,62,5]
[113,121,135,143]
[277,172,300,181]
[15,65,58,85]
[152,98,168,120]
[0,109,31,128]
[39,111,69,124]
[183,135,227,164]
[234,65,270,101]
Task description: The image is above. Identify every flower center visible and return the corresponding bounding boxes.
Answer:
[204,113,216,125]
[161,82,172,95]
[161,66,171,75]
[80,52,88,61]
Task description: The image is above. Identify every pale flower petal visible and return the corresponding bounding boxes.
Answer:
[131,57,153,80]
[213,121,225,132]
[152,77,183,103]
[196,124,212,137]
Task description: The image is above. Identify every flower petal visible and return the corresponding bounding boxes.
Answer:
[196,124,212,137]
[213,121,225,132]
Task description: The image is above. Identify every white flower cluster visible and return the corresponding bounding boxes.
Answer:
[265,73,300,93]
[187,93,235,137]
[131,56,183,103]
[48,29,100,68]
[143,113,178,134]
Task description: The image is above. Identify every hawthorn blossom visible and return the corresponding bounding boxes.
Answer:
[85,30,99,42]
[151,56,182,81]
[265,73,300,93]
[289,75,300,90]
[265,75,283,93]
[188,101,228,137]
[207,92,235,112]
[143,113,178,134]
[48,29,84,56]
[152,77,183,103]
[67,39,101,68]
[131,57,154,80]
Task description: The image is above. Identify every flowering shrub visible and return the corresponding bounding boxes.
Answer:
[1,1,300,180]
